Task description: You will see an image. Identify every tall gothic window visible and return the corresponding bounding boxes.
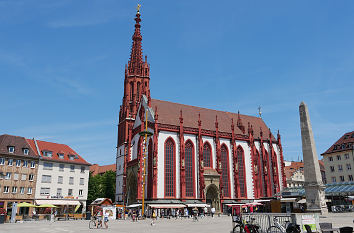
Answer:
[165,138,175,197]
[237,146,246,197]
[130,82,134,100]
[185,141,194,197]
[221,145,230,197]
[203,143,212,168]
[263,150,269,196]
[137,82,141,101]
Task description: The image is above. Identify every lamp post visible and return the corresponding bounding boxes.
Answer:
[139,110,153,218]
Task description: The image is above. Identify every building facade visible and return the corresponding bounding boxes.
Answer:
[26,139,90,213]
[115,9,286,211]
[284,160,326,188]
[0,135,39,215]
[321,131,354,184]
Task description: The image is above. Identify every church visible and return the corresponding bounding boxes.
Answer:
[115,8,286,212]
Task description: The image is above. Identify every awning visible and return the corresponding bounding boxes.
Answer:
[127,204,141,208]
[148,204,186,208]
[297,199,306,204]
[35,200,81,206]
[186,204,210,208]
[280,198,297,203]
[226,204,247,207]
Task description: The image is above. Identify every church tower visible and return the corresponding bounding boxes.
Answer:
[118,8,150,146]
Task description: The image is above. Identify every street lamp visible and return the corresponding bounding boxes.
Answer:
[138,110,153,218]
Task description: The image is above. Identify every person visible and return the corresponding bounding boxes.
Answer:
[103,210,109,229]
[95,208,103,228]
[211,207,215,218]
[203,207,208,217]
[192,207,198,222]
[151,209,156,226]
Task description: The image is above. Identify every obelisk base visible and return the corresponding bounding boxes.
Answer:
[305,183,328,215]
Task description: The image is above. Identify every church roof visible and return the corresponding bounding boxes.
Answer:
[151,99,276,141]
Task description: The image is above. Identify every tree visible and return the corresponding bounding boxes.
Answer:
[87,170,116,205]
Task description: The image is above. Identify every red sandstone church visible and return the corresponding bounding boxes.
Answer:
[115,8,286,212]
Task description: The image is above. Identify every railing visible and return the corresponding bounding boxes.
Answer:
[240,213,295,232]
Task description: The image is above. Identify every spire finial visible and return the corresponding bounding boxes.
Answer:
[258,106,262,118]
[137,4,141,14]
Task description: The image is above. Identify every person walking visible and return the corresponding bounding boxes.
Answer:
[211,207,215,218]
[103,210,109,229]
[151,209,156,226]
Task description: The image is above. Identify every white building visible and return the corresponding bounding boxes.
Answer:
[27,139,90,213]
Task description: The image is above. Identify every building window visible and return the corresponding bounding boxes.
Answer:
[185,141,194,197]
[14,173,19,180]
[69,177,74,185]
[59,164,65,171]
[80,166,85,173]
[344,154,349,159]
[203,142,212,168]
[332,177,336,183]
[21,174,26,181]
[330,166,335,172]
[237,146,246,197]
[41,175,51,183]
[43,162,53,170]
[30,161,35,168]
[23,148,29,155]
[3,186,9,193]
[29,174,34,181]
[337,155,341,160]
[8,146,15,153]
[68,189,73,196]
[23,160,28,167]
[12,186,17,193]
[338,165,343,171]
[329,157,333,162]
[27,187,32,194]
[8,158,13,166]
[70,165,75,172]
[347,164,352,170]
[0,157,4,165]
[43,151,53,157]
[40,187,50,195]
[221,145,230,198]
[58,176,63,184]
[79,189,83,196]
[5,172,11,180]
[20,187,25,194]
[164,138,175,197]
[69,155,75,160]
[16,159,21,167]
[80,178,84,185]
[58,153,64,159]
[57,188,62,196]
[349,175,353,181]
[340,176,345,182]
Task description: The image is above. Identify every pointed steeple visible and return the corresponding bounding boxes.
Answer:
[128,10,144,75]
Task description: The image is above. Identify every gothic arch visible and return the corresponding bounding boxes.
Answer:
[126,170,138,205]
[221,144,230,198]
[184,139,195,198]
[205,184,220,212]
[164,137,176,198]
[203,141,212,168]
[236,145,247,198]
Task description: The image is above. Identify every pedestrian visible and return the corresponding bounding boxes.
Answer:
[211,207,215,218]
[151,209,156,226]
[104,210,109,229]
[192,207,198,222]
[203,207,208,217]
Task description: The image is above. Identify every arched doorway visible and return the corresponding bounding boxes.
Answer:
[126,172,137,205]
[205,184,220,212]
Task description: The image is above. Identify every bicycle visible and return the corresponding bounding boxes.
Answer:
[267,217,300,233]
[89,216,103,229]
[233,217,261,233]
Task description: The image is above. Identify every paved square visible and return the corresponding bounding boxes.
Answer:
[0,213,353,233]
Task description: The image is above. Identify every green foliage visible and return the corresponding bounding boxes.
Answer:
[87,170,116,205]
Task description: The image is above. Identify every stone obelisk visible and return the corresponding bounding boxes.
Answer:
[299,102,328,214]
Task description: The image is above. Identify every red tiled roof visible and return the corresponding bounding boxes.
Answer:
[284,160,324,179]
[26,139,90,166]
[322,131,354,155]
[0,134,38,158]
[151,99,275,140]
[90,164,116,176]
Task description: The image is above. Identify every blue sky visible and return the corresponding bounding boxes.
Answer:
[1,0,354,165]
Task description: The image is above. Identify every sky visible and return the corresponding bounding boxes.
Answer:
[1,0,354,165]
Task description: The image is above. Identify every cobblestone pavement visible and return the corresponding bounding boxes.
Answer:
[0,213,353,233]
